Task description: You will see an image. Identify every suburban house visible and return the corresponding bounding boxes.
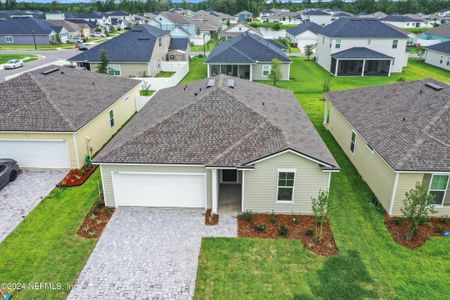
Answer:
[48,19,90,40]
[219,23,262,39]
[205,33,291,81]
[421,23,450,42]
[425,41,450,70]
[235,11,253,22]
[381,15,429,28]
[316,18,409,76]
[69,25,171,78]
[286,22,322,51]
[0,66,140,169]
[168,37,189,61]
[152,11,196,41]
[93,76,339,213]
[301,10,333,26]
[0,18,59,44]
[324,79,449,217]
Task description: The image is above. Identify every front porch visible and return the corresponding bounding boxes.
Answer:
[331,58,392,76]
[208,64,252,80]
[211,169,242,214]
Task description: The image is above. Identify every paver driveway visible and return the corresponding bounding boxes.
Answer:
[68,207,237,300]
[0,169,67,243]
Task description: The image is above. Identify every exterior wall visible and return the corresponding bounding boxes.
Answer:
[0,34,50,45]
[99,164,212,208]
[316,34,408,73]
[424,49,450,71]
[303,15,333,26]
[243,152,331,214]
[252,63,290,81]
[382,20,427,28]
[87,63,150,78]
[287,30,318,51]
[327,102,396,211]
[148,34,171,76]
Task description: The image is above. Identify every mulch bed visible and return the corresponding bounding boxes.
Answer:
[57,165,98,187]
[238,214,338,256]
[385,216,450,249]
[205,209,219,225]
[77,197,114,239]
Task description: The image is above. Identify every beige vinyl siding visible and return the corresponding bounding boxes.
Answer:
[392,173,450,217]
[243,152,330,214]
[99,164,212,208]
[327,102,396,212]
[252,63,290,81]
[88,63,151,78]
[75,85,139,165]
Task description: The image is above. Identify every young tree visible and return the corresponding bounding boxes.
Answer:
[415,46,425,59]
[312,190,329,243]
[304,44,314,61]
[269,58,282,86]
[97,50,109,74]
[401,182,436,240]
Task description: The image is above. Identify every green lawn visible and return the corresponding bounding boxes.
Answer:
[194,58,450,299]
[0,44,75,51]
[155,71,175,78]
[0,54,39,64]
[0,171,100,299]
[404,27,430,35]
[181,56,207,84]
[190,39,218,53]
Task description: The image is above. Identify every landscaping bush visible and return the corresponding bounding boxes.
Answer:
[312,190,329,243]
[255,223,266,232]
[305,226,315,236]
[270,210,277,224]
[278,224,288,236]
[237,210,255,222]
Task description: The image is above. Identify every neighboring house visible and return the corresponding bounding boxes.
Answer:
[219,23,262,39]
[421,23,450,42]
[235,11,253,22]
[48,20,88,40]
[189,10,223,31]
[168,37,189,61]
[436,9,450,17]
[69,25,170,78]
[93,75,339,213]
[286,22,322,51]
[381,15,428,28]
[324,79,450,217]
[267,11,302,25]
[302,10,333,26]
[205,33,291,81]
[66,18,99,34]
[0,18,57,44]
[330,11,353,20]
[105,10,133,22]
[189,19,213,45]
[425,41,450,71]
[45,12,65,20]
[153,11,196,40]
[0,66,140,169]
[316,18,409,76]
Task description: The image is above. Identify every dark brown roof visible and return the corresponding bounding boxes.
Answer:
[0,66,139,132]
[94,75,339,169]
[325,79,450,172]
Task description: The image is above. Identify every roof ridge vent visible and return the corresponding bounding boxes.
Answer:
[425,82,443,91]
[207,79,215,88]
[227,79,235,89]
[41,67,59,75]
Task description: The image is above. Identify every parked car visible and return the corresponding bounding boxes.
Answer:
[0,159,19,190]
[78,44,88,51]
[68,37,83,44]
[3,60,23,70]
[92,32,106,38]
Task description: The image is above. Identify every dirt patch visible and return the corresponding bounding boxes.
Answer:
[205,209,219,225]
[238,213,338,256]
[77,197,114,239]
[57,165,97,187]
[385,216,450,249]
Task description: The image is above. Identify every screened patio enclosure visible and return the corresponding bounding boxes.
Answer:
[330,47,393,76]
[209,64,251,80]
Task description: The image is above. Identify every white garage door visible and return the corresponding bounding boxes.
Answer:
[112,172,206,208]
[0,139,71,168]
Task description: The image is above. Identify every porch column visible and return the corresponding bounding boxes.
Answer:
[207,64,211,77]
[334,59,339,76]
[211,169,218,213]
[237,65,240,78]
[388,60,392,77]
[361,59,366,77]
[249,64,253,81]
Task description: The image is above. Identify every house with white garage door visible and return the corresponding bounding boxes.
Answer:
[93,75,339,214]
[0,66,140,169]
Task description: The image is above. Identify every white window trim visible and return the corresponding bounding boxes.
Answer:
[107,64,121,76]
[276,169,296,203]
[262,65,271,77]
[366,143,374,154]
[335,39,341,48]
[427,174,449,207]
[109,109,115,128]
[392,39,398,49]
[350,130,357,155]
[5,36,14,43]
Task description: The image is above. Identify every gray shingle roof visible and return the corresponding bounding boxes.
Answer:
[303,10,331,16]
[0,18,54,35]
[68,25,168,63]
[426,40,450,54]
[0,66,139,132]
[94,75,338,170]
[382,15,421,22]
[325,79,450,172]
[169,37,189,50]
[287,22,322,36]
[205,33,291,64]
[319,18,409,38]
[426,23,450,39]
[331,47,393,59]
[159,11,191,24]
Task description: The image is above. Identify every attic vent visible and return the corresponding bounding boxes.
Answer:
[227,79,235,89]
[425,82,443,91]
[207,79,215,88]
[41,67,59,75]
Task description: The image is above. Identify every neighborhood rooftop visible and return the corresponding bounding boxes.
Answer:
[325,79,450,172]
[0,18,54,35]
[286,22,323,36]
[426,41,450,54]
[94,75,338,170]
[319,18,409,38]
[0,66,139,132]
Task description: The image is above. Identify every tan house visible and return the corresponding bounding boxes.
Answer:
[69,25,171,78]
[94,76,339,213]
[324,79,449,217]
[0,66,140,169]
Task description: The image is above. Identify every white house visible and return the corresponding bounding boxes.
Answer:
[286,22,322,52]
[381,15,429,29]
[425,41,450,71]
[219,23,262,39]
[301,10,333,26]
[316,18,409,76]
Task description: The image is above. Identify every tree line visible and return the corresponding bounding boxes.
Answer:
[1,0,449,16]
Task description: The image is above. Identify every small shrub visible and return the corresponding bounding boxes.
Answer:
[96,219,103,225]
[255,223,266,232]
[270,210,277,224]
[291,212,299,224]
[393,218,402,226]
[397,76,406,82]
[278,224,288,236]
[237,210,255,222]
[305,227,315,236]
[327,243,334,250]
[90,213,97,221]
[434,227,444,234]
[307,242,314,249]
[440,215,449,226]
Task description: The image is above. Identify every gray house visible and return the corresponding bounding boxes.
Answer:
[0,18,57,44]
[205,33,291,81]
[94,76,339,214]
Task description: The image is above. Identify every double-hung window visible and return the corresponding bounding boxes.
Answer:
[277,170,295,202]
[5,36,14,43]
[262,65,271,77]
[350,131,357,154]
[335,39,341,49]
[109,110,115,128]
[107,64,121,76]
[392,39,398,49]
[428,175,449,205]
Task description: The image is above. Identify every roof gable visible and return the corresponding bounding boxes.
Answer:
[319,18,409,38]
[287,22,322,36]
